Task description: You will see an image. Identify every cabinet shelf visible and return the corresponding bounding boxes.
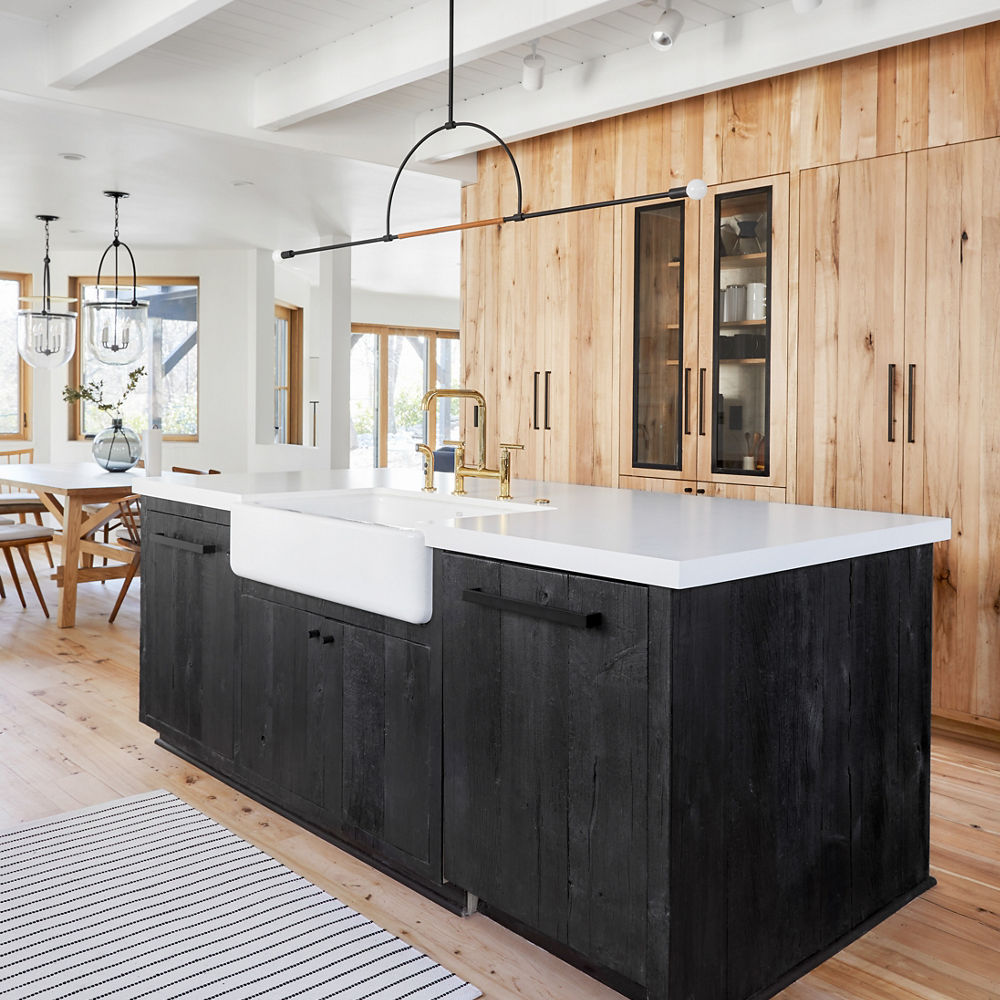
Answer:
[720,252,767,267]
[719,357,766,365]
[720,320,766,328]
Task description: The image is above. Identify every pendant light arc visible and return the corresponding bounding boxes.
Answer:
[84,190,148,367]
[279,0,706,261]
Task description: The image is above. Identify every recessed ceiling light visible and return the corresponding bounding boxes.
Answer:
[58,152,86,161]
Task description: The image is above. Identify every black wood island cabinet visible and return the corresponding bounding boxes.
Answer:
[140,497,934,1000]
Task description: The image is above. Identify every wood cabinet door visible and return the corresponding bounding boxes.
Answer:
[797,156,907,512]
[441,552,649,986]
[904,138,1000,722]
[140,507,237,764]
[698,174,790,488]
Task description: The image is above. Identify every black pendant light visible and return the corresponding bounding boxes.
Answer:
[281,0,706,260]
[84,191,148,366]
[16,215,77,369]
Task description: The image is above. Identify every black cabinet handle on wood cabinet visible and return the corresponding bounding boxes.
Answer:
[907,364,916,443]
[683,368,691,435]
[888,363,896,442]
[533,371,540,430]
[544,371,552,430]
[698,368,706,436]
[151,532,215,555]
[461,588,601,630]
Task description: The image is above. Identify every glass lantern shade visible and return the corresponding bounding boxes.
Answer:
[84,299,148,366]
[16,308,77,369]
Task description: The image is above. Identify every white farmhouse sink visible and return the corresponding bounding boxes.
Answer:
[229,488,551,624]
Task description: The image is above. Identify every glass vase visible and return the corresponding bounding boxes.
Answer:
[92,418,142,472]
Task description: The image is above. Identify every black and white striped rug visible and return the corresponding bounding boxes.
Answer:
[0,790,482,1000]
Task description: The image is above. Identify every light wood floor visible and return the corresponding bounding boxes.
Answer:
[1,557,998,1000]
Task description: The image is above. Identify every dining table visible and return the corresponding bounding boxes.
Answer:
[0,463,143,627]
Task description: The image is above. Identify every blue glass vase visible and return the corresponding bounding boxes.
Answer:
[92,418,142,472]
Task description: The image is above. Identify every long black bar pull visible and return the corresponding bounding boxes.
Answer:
[907,364,916,443]
[152,533,214,555]
[461,588,601,629]
[888,363,896,442]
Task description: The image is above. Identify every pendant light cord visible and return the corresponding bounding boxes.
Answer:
[447,0,455,128]
[95,192,141,307]
[42,219,51,314]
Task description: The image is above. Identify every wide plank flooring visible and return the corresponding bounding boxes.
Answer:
[1,558,998,1000]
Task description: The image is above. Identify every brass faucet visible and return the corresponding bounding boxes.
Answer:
[419,388,522,500]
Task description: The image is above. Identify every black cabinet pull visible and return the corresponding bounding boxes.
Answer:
[684,486,694,493]
[532,371,540,429]
[683,367,692,435]
[887,363,896,442]
[462,588,601,630]
[322,635,335,644]
[544,370,552,430]
[696,488,706,495]
[698,368,706,436]
[907,364,916,443]
[152,532,214,555]
[308,628,320,639]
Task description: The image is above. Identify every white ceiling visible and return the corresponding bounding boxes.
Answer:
[0,0,996,299]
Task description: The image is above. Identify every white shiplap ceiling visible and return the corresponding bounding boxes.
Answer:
[0,0,996,299]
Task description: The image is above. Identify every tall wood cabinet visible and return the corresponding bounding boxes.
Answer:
[797,137,1000,725]
[619,174,790,491]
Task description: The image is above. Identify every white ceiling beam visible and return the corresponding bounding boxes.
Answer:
[47,0,231,89]
[410,0,1000,163]
[252,0,636,131]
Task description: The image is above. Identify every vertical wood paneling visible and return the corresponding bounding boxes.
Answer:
[839,52,879,163]
[895,39,931,152]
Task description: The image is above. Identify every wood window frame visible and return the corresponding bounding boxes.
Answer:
[0,271,33,441]
[274,301,304,445]
[67,276,200,442]
[351,323,459,468]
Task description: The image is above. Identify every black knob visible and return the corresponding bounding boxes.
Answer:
[322,635,335,644]
[684,487,693,494]
[696,489,706,495]
[308,629,320,638]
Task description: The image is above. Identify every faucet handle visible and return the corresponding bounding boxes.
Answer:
[443,439,464,447]
[499,442,524,451]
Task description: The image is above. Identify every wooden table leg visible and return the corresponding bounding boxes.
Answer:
[58,497,84,628]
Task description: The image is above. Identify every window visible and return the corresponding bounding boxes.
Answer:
[274,303,303,444]
[0,272,32,439]
[69,278,199,440]
[350,325,460,469]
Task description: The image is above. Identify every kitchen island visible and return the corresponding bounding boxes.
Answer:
[135,470,950,1000]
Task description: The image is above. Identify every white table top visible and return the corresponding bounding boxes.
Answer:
[0,462,145,494]
[136,468,952,590]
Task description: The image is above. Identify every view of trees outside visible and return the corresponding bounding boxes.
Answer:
[0,278,21,435]
[78,283,198,438]
[350,330,460,469]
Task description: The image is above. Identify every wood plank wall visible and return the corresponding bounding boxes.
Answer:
[461,24,1000,727]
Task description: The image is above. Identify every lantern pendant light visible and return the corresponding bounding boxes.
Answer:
[16,215,78,369]
[84,191,147,366]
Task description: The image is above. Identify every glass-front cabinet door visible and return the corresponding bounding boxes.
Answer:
[697,174,789,487]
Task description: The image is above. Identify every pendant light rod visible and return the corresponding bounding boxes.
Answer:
[36,214,57,313]
[283,184,699,258]
[279,2,704,261]
[94,191,141,306]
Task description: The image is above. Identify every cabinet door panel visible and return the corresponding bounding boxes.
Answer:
[797,156,906,512]
[342,625,436,867]
[442,553,648,984]
[141,510,236,762]
[905,138,1000,721]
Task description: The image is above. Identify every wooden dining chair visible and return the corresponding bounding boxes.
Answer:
[108,495,142,624]
[0,448,55,568]
[0,523,54,617]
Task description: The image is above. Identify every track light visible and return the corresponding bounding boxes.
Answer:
[650,1,684,50]
[521,41,545,91]
[791,0,822,11]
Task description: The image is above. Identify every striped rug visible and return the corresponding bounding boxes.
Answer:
[0,789,482,1000]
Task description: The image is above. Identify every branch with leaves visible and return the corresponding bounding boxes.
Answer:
[62,366,146,417]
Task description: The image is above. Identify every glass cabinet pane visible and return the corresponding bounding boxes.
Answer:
[632,202,685,469]
[713,187,772,475]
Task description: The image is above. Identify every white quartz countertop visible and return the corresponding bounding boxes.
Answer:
[136,468,951,590]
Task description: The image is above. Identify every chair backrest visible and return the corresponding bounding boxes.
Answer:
[171,466,221,475]
[0,448,34,496]
[116,495,142,546]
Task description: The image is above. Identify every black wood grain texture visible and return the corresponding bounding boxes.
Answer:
[441,552,649,985]
[140,504,237,764]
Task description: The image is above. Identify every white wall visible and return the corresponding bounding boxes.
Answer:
[351,288,460,330]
